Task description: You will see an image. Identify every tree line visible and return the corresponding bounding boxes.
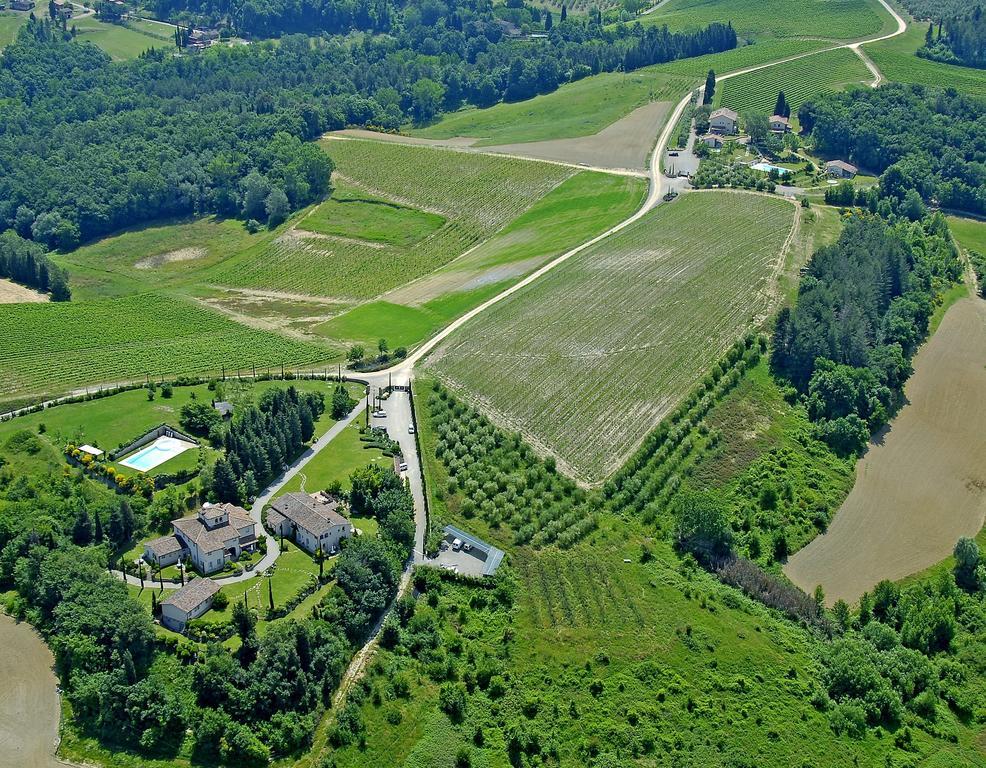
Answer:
[799,84,986,216]
[772,213,961,456]
[0,231,70,300]
[917,8,985,69]
[207,386,326,503]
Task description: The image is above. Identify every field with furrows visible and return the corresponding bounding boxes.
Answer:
[716,47,872,115]
[0,294,333,407]
[640,0,892,40]
[205,140,575,300]
[425,191,796,483]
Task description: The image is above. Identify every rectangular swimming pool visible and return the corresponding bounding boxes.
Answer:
[750,162,792,176]
[119,436,197,472]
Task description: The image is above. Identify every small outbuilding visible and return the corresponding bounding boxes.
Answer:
[79,444,104,458]
[160,577,221,632]
[699,134,723,149]
[825,160,858,179]
[709,107,739,135]
[11,0,35,9]
[213,401,234,419]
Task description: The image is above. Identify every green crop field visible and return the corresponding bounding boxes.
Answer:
[72,16,174,60]
[640,0,893,40]
[298,181,446,247]
[716,47,872,117]
[0,294,334,407]
[948,216,986,255]
[414,39,829,146]
[315,172,647,350]
[206,140,576,300]
[863,23,986,99]
[424,191,796,483]
[414,69,694,145]
[53,216,271,301]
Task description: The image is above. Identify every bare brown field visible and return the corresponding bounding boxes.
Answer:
[482,100,672,170]
[0,278,47,304]
[786,295,986,604]
[0,614,63,768]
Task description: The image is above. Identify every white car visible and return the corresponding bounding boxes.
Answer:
[399,462,408,472]
[408,424,416,434]
[373,410,387,418]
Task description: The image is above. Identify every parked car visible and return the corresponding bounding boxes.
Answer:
[373,410,387,418]
[451,538,463,551]
[408,424,416,434]
[399,462,408,472]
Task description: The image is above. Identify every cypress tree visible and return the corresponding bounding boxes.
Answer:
[703,69,715,104]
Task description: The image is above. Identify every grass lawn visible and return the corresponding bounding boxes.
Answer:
[298,182,446,247]
[0,379,352,454]
[279,412,390,495]
[71,16,175,60]
[948,215,986,255]
[0,9,30,48]
[862,23,986,99]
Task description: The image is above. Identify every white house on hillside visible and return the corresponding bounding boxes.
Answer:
[267,492,353,555]
[144,503,259,574]
[709,107,739,134]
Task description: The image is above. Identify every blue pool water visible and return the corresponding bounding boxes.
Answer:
[123,444,169,471]
[750,162,792,176]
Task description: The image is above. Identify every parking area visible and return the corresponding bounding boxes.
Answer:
[422,525,504,577]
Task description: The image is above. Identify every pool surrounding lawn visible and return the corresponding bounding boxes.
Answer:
[120,435,197,472]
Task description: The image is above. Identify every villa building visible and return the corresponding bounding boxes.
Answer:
[160,578,221,632]
[144,502,258,574]
[267,492,353,555]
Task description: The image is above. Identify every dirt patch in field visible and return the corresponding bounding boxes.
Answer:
[482,100,672,171]
[0,279,47,304]
[201,289,350,339]
[385,255,544,307]
[134,246,206,269]
[0,614,64,768]
[786,295,986,604]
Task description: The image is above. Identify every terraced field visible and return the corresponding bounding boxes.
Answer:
[862,23,986,99]
[0,294,333,407]
[207,140,576,299]
[716,47,872,116]
[425,191,796,483]
[640,0,892,40]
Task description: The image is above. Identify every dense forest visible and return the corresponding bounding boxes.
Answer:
[917,11,986,69]
[0,9,732,248]
[0,418,414,764]
[800,84,986,215]
[772,213,960,456]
